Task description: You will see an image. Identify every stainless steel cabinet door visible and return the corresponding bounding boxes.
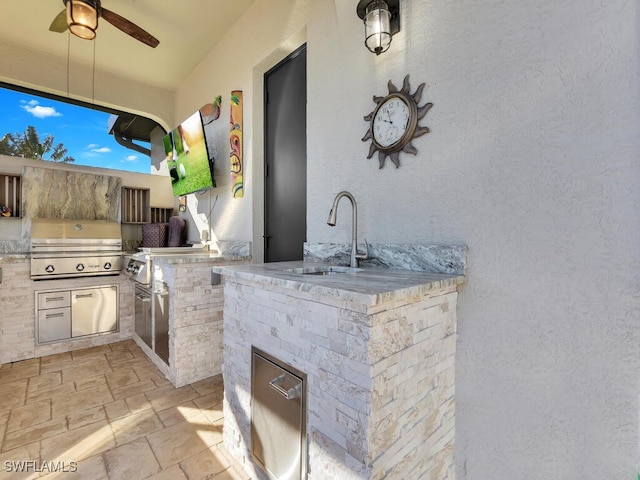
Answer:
[38,307,71,343]
[71,286,118,337]
[135,286,152,349]
[153,287,170,365]
[252,350,306,480]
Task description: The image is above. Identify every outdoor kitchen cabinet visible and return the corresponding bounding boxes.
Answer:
[37,291,71,343]
[71,286,118,337]
[36,285,118,344]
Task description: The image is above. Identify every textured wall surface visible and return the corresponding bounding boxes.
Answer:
[303,1,640,479]
[22,166,121,222]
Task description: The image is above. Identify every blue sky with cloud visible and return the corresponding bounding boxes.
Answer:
[0,87,150,173]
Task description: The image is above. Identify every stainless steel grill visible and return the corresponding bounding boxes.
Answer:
[30,218,123,280]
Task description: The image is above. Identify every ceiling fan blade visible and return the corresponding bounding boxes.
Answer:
[100,7,159,48]
[49,9,69,33]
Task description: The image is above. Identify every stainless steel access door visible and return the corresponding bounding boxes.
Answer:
[251,348,307,480]
[71,285,118,337]
[135,285,152,349]
[153,283,170,365]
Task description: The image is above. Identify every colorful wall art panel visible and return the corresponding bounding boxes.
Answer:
[230,91,243,198]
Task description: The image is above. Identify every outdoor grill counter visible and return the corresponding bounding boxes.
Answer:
[30,218,123,280]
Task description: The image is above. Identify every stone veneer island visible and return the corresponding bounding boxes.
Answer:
[213,255,466,480]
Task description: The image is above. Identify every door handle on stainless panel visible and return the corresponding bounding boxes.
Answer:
[46,296,65,302]
[75,293,94,299]
[45,312,65,319]
[268,374,301,400]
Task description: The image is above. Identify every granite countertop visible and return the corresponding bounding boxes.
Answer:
[212,261,466,308]
[149,251,250,264]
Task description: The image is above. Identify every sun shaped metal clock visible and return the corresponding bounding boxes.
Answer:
[362,75,433,168]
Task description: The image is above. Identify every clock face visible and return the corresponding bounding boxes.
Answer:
[372,96,410,148]
[362,75,432,168]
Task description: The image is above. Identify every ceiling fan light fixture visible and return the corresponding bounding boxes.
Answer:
[66,0,99,40]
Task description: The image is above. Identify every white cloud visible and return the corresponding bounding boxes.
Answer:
[125,155,138,162]
[86,143,99,149]
[20,100,62,119]
[90,147,111,154]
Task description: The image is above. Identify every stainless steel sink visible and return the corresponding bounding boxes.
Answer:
[285,266,363,276]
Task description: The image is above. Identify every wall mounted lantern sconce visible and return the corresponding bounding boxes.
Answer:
[66,0,99,40]
[356,0,400,55]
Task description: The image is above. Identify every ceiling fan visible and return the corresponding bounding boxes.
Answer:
[49,0,160,48]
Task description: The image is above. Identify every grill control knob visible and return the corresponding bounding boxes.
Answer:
[45,265,55,273]
[104,262,112,270]
[76,264,85,272]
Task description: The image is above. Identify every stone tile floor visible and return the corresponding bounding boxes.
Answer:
[0,341,250,480]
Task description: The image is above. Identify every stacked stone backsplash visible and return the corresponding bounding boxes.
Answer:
[0,166,122,253]
[304,242,467,275]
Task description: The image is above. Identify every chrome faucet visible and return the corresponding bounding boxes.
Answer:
[327,191,369,268]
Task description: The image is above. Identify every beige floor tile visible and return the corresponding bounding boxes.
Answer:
[0,378,28,393]
[0,360,40,385]
[108,340,137,352]
[0,386,27,413]
[1,345,247,480]
[70,345,111,360]
[179,445,230,479]
[40,351,73,366]
[41,420,115,464]
[60,357,112,385]
[75,374,107,392]
[193,391,224,410]
[25,382,75,404]
[145,464,188,480]
[191,376,224,396]
[211,467,253,480]
[67,405,106,430]
[2,417,67,452]
[110,409,164,446]
[156,400,202,428]
[103,399,131,422]
[109,378,157,401]
[124,392,152,414]
[150,376,172,388]
[104,349,135,364]
[40,453,108,479]
[132,363,165,380]
[146,411,223,469]
[6,399,51,433]
[212,444,252,479]
[200,401,225,425]
[0,441,40,479]
[104,368,140,391]
[103,437,161,479]
[26,371,61,392]
[145,384,199,412]
[51,384,113,418]
[40,352,75,375]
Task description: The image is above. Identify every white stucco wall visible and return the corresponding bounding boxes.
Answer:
[176,0,639,478]
[0,0,637,478]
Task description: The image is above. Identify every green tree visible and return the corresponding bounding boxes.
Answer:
[0,126,75,163]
